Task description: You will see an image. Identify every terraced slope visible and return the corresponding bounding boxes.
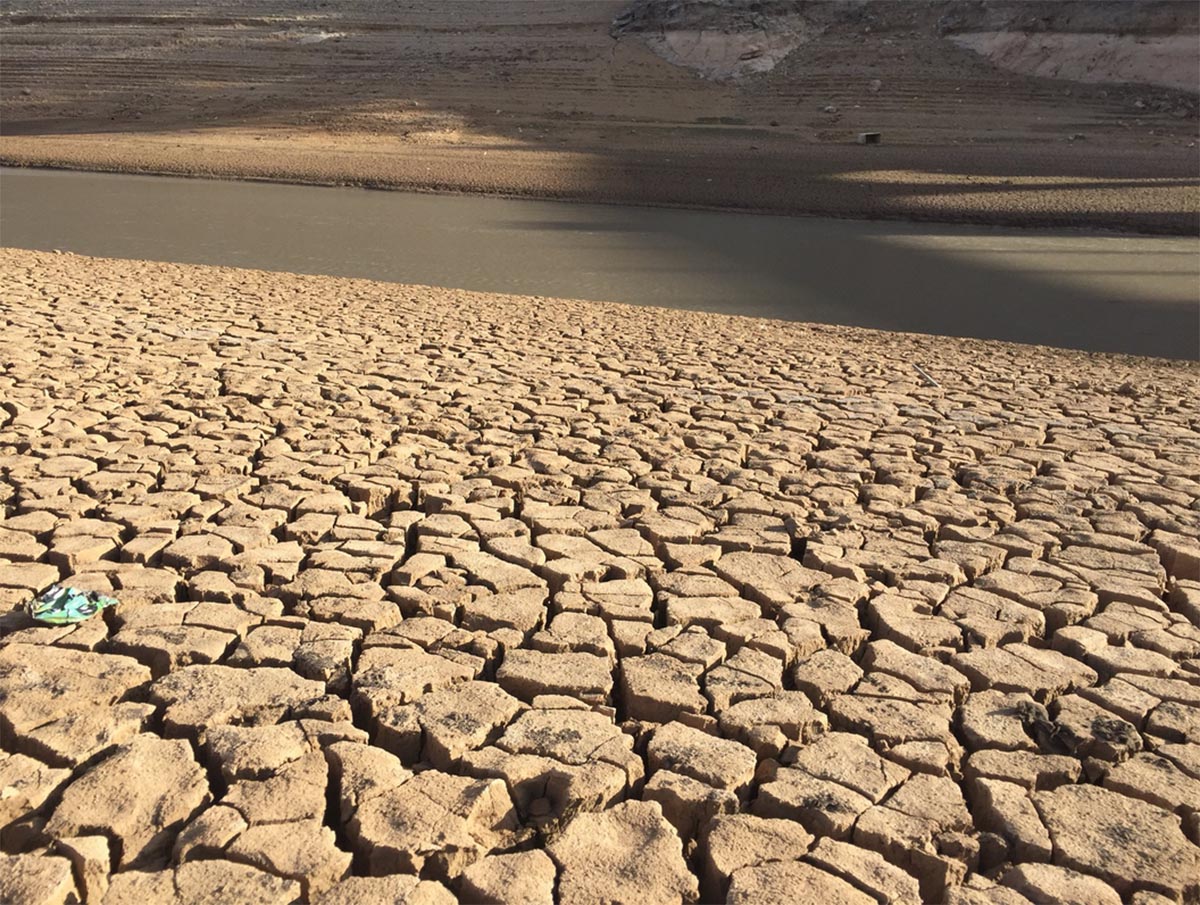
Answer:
[2,1,1196,230]
[0,248,1198,903]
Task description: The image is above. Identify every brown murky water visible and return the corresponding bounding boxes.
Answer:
[1,167,1196,358]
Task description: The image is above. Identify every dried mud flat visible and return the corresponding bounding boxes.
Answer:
[1,247,1200,904]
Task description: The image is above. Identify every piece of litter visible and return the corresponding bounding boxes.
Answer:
[27,584,117,625]
[913,363,940,387]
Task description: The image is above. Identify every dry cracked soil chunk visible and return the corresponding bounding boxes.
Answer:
[970,778,1052,863]
[347,769,520,879]
[548,800,699,905]
[644,769,740,842]
[0,752,71,829]
[0,853,77,905]
[648,720,757,794]
[0,645,153,766]
[188,749,353,898]
[805,837,923,905]
[1000,863,1124,905]
[1032,784,1200,900]
[494,707,642,785]
[757,731,910,833]
[313,874,456,905]
[496,648,613,703]
[101,859,301,904]
[45,735,211,869]
[354,644,477,712]
[727,860,878,905]
[149,664,327,736]
[853,772,976,901]
[699,813,813,901]
[376,680,524,768]
[620,652,707,723]
[203,719,366,783]
[717,691,827,756]
[459,850,557,905]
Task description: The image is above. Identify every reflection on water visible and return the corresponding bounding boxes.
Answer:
[1,167,1196,358]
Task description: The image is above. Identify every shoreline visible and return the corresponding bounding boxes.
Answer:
[4,247,1196,366]
[5,168,1196,360]
[3,136,1197,237]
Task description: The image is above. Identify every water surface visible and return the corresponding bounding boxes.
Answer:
[1,167,1196,358]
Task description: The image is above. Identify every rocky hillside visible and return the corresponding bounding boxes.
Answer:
[613,0,1200,90]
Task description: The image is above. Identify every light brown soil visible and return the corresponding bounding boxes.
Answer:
[1,1,1197,232]
[2,247,1200,903]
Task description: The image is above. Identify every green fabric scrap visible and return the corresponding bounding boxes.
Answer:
[27,584,118,625]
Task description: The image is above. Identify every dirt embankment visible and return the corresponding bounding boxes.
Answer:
[0,1,1197,232]
[615,0,1200,90]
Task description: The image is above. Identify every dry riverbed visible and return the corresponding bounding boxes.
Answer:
[1,249,1199,903]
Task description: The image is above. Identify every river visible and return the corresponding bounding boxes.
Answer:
[1,167,1196,359]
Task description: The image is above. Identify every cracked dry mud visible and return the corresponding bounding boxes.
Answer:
[0,247,1198,904]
